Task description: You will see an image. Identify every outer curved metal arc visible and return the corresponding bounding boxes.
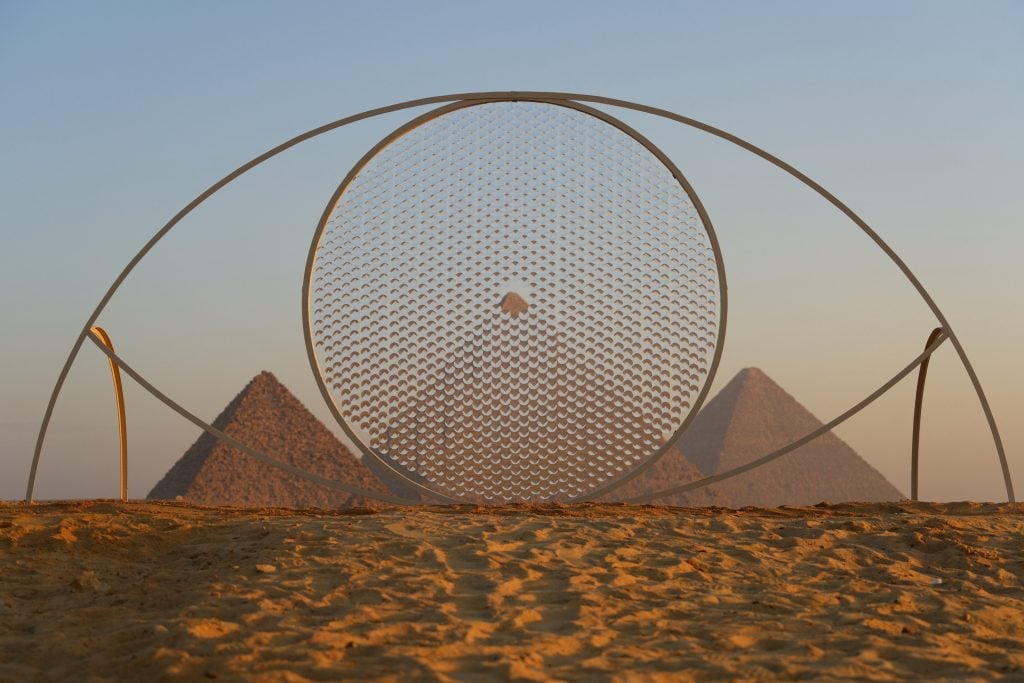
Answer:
[89,326,128,501]
[28,90,1012,503]
[83,330,415,506]
[911,327,946,501]
[25,92,491,503]
[622,330,950,504]
[567,92,1012,503]
[302,96,728,504]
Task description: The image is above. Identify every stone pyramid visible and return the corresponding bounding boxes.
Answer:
[675,368,904,507]
[361,450,431,503]
[367,291,675,503]
[147,371,395,508]
[598,445,729,507]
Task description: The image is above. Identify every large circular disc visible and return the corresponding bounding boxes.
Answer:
[306,99,723,503]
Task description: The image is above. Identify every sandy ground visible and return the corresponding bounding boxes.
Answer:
[1,501,1022,682]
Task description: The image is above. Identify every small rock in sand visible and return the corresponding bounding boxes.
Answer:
[255,564,277,574]
[71,570,106,592]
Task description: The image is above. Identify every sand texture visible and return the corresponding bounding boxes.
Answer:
[1,501,1022,681]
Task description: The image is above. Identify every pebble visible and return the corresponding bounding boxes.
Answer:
[255,564,277,574]
[72,570,106,591]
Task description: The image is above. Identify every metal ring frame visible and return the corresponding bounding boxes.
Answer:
[24,91,1015,504]
[301,97,728,504]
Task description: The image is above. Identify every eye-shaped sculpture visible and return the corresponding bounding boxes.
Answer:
[24,92,1015,506]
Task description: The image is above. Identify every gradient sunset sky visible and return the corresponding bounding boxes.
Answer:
[1,1,1021,502]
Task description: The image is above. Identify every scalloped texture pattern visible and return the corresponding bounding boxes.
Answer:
[309,101,719,503]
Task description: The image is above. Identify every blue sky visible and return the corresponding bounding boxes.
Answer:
[1,1,1021,502]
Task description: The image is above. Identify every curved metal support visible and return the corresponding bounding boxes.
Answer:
[911,327,945,501]
[89,326,128,501]
[623,330,949,503]
[27,91,1013,502]
[84,330,415,506]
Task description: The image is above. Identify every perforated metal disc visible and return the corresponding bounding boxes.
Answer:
[306,99,723,503]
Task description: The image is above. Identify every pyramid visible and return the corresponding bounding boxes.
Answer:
[147,371,396,508]
[598,446,730,507]
[675,368,904,507]
[361,450,431,503]
[365,294,673,504]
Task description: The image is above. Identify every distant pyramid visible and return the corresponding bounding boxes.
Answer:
[361,450,431,503]
[676,368,904,507]
[147,371,397,508]
[599,446,729,507]
[368,299,669,504]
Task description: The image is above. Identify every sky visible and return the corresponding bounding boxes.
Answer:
[1,1,1021,503]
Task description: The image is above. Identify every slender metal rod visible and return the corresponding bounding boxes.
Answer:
[26,91,1013,503]
[83,331,414,506]
[623,330,949,503]
[911,327,945,501]
[89,327,128,501]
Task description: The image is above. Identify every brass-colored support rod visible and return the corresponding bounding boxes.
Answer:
[911,327,945,501]
[89,326,128,501]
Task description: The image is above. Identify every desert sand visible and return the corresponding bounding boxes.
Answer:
[1,501,1022,682]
